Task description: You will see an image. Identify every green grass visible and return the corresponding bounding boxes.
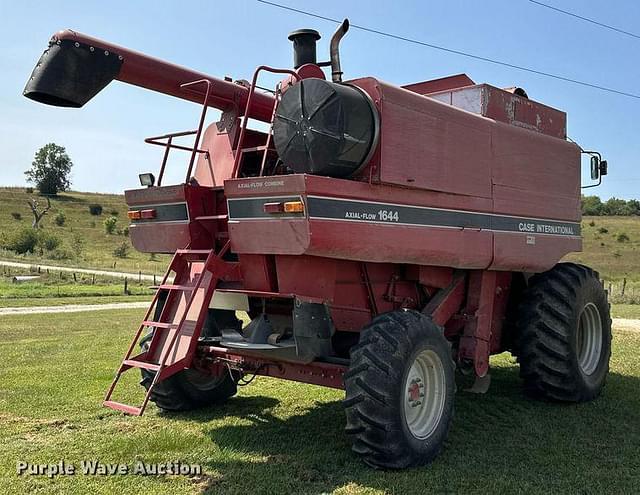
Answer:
[0,295,151,308]
[0,309,639,494]
[611,304,640,319]
[0,281,152,300]
[0,270,154,302]
[0,187,169,274]
[565,216,640,282]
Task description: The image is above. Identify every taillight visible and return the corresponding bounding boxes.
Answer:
[283,201,304,213]
[263,200,305,214]
[127,209,156,220]
[140,209,156,219]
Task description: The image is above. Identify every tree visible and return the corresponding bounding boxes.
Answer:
[626,199,640,216]
[581,195,603,216]
[603,197,629,216]
[25,143,73,195]
[27,197,51,229]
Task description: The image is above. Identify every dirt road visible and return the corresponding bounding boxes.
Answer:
[0,302,638,333]
[0,260,156,281]
[0,302,150,315]
[612,318,640,333]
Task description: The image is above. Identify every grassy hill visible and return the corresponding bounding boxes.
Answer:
[565,216,640,281]
[0,187,169,274]
[0,186,638,286]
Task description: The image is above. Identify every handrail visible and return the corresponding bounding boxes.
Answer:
[144,130,209,186]
[231,66,300,178]
[143,79,213,186]
[180,79,212,180]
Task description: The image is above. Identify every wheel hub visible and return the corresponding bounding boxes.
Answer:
[576,302,603,376]
[407,378,424,406]
[403,349,446,440]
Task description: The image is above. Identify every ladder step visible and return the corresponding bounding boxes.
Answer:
[159,284,195,291]
[103,400,143,416]
[123,359,161,372]
[176,249,212,255]
[240,145,275,153]
[141,320,178,329]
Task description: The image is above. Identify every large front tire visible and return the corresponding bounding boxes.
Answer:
[344,310,456,469]
[516,263,611,402]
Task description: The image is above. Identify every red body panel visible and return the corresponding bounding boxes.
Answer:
[122,65,584,388]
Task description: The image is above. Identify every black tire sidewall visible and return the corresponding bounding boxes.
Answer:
[571,275,611,394]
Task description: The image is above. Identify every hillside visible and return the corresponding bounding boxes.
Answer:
[565,216,640,281]
[0,187,169,274]
[0,186,638,282]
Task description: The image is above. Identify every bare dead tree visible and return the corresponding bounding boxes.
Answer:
[27,197,51,229]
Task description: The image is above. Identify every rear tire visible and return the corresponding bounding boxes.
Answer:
[344,310,456,469]
[140,308,239,412]
[516,263,611,402]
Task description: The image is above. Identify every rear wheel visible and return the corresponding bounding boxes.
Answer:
[140,308,239,412]
[516,263,611,402]
[344,310,455,469]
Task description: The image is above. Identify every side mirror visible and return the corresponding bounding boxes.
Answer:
[600,160,608,177]
[590,155,600,180]
[582,150,607,189]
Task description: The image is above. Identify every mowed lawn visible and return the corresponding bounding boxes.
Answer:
[0,309,639,494]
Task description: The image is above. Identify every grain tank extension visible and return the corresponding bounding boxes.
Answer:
[25,22,611,469]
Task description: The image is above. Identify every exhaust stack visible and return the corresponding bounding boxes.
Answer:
[330,19,349,83]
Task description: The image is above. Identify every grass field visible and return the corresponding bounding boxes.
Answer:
[0,308,638,494]
[0,295,151,308]
[565,216,640,282]
[611,304,640,319]
[0,187,170,274]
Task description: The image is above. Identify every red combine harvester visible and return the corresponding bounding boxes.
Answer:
[25,21,611,468]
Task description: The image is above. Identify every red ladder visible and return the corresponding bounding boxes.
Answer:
[103,243,232,416]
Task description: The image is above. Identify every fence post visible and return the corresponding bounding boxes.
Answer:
[622,278,627,297]
[139,270,142,283]
[124,277,128,295]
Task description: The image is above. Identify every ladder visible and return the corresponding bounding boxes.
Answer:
[103,243,232,416]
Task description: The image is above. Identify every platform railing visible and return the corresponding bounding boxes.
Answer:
[144,79,213,186]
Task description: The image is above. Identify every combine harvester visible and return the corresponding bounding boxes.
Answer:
[25,21,610,468]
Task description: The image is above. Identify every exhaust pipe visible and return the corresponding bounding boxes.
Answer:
[330,19,349,83]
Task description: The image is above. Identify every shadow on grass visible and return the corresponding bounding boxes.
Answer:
[169,365,640,494]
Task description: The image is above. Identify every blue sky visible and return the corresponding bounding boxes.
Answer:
[0,0,638,198]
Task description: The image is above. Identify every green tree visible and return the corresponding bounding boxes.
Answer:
[581,195,603,216]
[25,143,73,195]
[603,197,629,216]
[626,199,640,216]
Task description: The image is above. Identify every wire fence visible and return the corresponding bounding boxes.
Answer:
[605,278,640,305]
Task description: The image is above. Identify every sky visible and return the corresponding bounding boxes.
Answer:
[0,0,638,198]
